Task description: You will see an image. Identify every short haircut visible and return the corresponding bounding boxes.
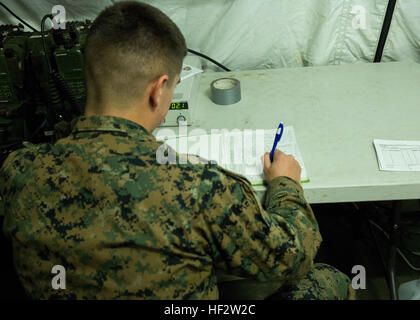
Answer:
[84,1,187,103]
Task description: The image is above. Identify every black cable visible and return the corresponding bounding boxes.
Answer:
[41,14,53,73]
[50,70,82,114]
[187,48,231,72]
[0,2,38,32]
[374,0,397,63]
[41,14,82,115]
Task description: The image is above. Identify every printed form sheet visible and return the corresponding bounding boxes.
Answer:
[374,139,420,171]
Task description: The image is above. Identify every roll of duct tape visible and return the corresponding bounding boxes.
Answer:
[210,78,241,105]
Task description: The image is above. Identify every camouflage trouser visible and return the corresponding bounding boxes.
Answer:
[218,263,356,300]
[266,263,356,300]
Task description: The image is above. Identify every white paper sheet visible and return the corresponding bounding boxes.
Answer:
[373,139,420,171]
[156,126,309,185]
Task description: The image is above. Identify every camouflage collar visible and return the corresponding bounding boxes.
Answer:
[72,115,155,141]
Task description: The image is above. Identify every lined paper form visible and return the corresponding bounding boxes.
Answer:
[237,127,308,185]
[156,126,309,185]
[374,139,420,171]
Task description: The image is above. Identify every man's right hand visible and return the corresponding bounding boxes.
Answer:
[263,150,301,184]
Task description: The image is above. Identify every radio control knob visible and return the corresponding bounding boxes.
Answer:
[177,115,186,124]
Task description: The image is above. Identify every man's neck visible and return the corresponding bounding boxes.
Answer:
[84,104,155,132]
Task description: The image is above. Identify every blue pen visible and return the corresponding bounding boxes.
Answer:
[270,122,284,162]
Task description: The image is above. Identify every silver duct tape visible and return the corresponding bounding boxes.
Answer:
[210,78,241,105]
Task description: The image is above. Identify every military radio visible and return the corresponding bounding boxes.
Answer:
[0,18,92,164]
[0,24,30,161]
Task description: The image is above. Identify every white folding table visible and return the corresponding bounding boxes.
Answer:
[183,61,420,204]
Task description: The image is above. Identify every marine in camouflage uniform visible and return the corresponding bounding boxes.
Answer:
[0,114,355,299]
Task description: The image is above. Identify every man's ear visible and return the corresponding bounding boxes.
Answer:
[149,75,169,109]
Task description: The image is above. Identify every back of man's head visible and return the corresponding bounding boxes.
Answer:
[84,1,187,107]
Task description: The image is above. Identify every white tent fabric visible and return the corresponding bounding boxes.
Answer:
[0,0,419,70]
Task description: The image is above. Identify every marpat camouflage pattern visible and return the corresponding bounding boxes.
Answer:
[0,115,354,299]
